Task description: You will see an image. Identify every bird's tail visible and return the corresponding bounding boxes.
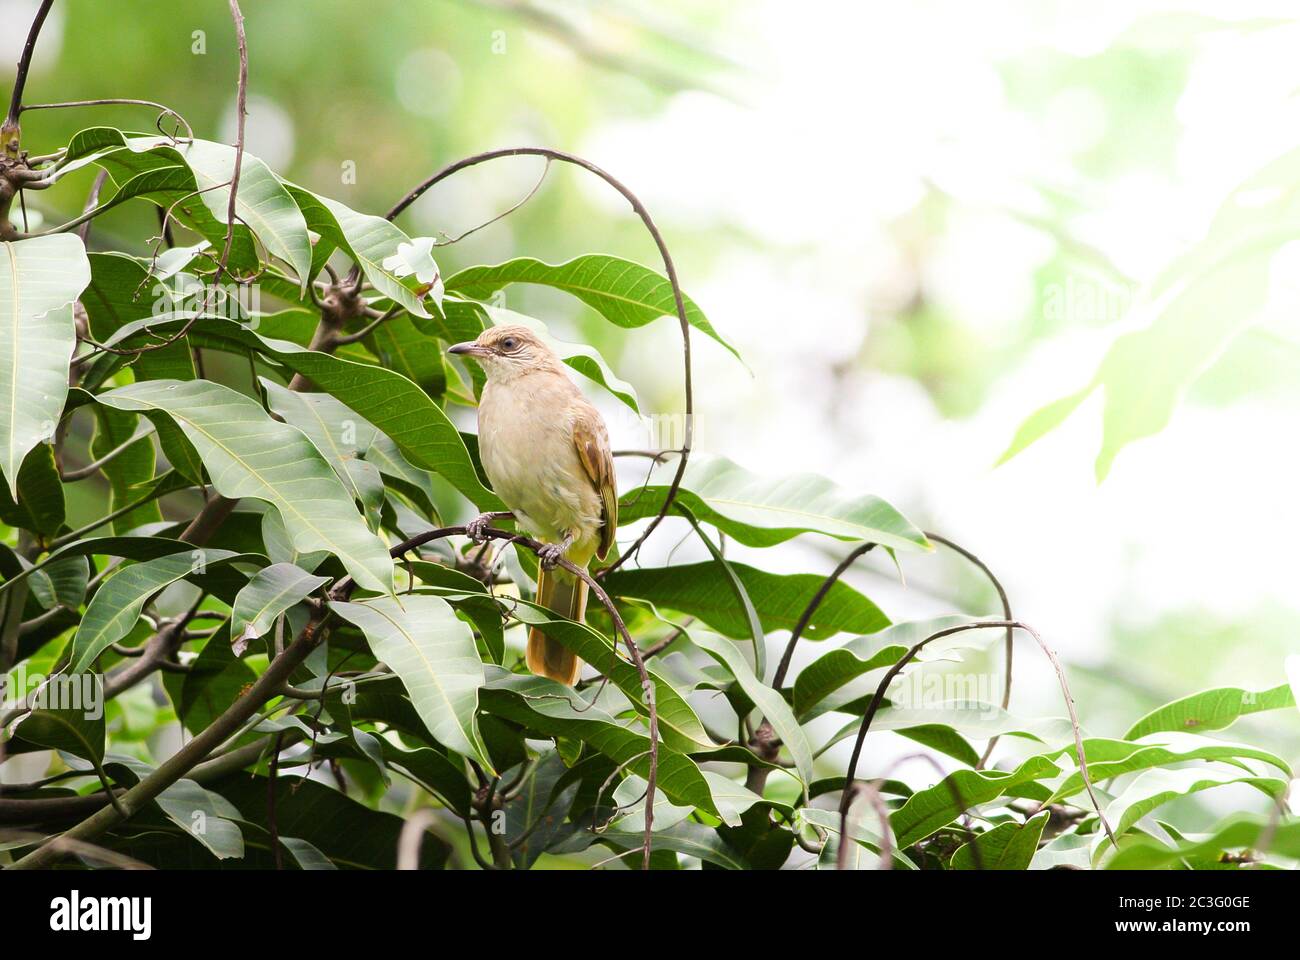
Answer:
[527,564,586,685]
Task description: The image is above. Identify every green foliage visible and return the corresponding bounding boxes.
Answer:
[1,39,1295,872]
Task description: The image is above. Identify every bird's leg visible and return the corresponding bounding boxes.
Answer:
[466,510,514,542]
[538,531,576,571]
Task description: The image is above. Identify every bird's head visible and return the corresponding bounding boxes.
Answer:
[447,324,560,381]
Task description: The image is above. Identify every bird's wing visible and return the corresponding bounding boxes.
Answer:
[572,407,617,560]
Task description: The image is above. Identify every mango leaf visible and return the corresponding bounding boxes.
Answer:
[793,616,989,717]
[1044,733,1291,804]
[229,562,329,647]
[818,701,1076,758]
[600,821,749,869]
[0,443,65,536]
[0,535,198,599]
[499,599,714,753]
[260,378,384,520]
[480,670,720,817]
[70,548,250,672]
[330,594,490,770]
[620,454,929,550]
[89,407,160,533]
[687,630,813,790]
[281,184,431,316]
[797,806,917,870]
[214,773,448,869]
[1124,683,1296,739]
[607,560,887,643]
[1105,814,1300,870]
[446,254,739,361]
[950,811,1050,870]
[97,379,393,592]
[102,313,499,508]
[891,755,1064,849]
[678,508,767,677]
[153,778,245,861]
[13,700,105,765]
[81,131,311,287]
[1101,764,1289,842]
[0,234,91,496]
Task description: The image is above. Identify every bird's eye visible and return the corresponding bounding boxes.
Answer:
[501,337,518,351]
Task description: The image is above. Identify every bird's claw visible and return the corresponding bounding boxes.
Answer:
[538,543,564,570]
[465,515,493,543]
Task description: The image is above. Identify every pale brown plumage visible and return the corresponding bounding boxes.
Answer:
[448,324,617,684]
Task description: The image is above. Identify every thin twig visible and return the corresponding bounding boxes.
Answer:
[924,532,1014,770]
[2,0,55,154]
[839,619,1117,849]
[772,541,877,689]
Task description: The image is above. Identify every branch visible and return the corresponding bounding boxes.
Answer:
[924,531,1014,770]
[2,0,55,156]
[837,619,1117,849]
[333,523,660,871]
[8,609,327,869]
[771,541,877,689]
[379,147,694,573]
[21,98,194,142]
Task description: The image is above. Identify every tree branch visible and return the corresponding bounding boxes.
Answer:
[2,0,55,156]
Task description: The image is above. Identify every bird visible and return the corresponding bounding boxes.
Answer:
[447,324,617,685]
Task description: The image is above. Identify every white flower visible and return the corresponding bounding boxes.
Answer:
[382,237,443,305]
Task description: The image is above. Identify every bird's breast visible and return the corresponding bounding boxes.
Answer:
[478,377,603,552]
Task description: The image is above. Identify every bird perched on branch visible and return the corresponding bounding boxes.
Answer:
[448,325,617,685]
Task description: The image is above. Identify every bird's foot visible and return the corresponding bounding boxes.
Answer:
[538,533,575,571]
[466,511,509,542]
[537,542,565,570]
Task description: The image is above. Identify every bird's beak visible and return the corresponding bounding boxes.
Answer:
[448,341,489,358]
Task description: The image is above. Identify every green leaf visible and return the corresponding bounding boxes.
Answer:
[13,699,105,765]
[1044,733,1291,804]
[89,407,161,533]
[97,378,393,592]
[792,616,993,717]
[229,562,329,646]
[600,821,750,869]
[214,773,448,869]
[260,378,384,521]
[1102,764,1288,841]
[70,548,249,672]
[891,755,1063,848]
[82,131,311,287]
[950,811,1049,870]
[446,254,739,361]
[678,508,767,676]
[620,454,929,550]
[1124,683,1296,739]
[103,313,500,508]
[607,560,887,643]
[177,140,313,289]
[0,535,197,598]
[0,234,91,497]
[0,443,65,536]
[282,184,431,315]
[687,630,814,790]
[329,594,490,770]
[818,701,1075,758]
[1105,814,1300,870]
[480,669,720,817]
[500,599,714,753]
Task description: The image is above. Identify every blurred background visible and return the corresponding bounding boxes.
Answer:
[10,0,1299,827]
